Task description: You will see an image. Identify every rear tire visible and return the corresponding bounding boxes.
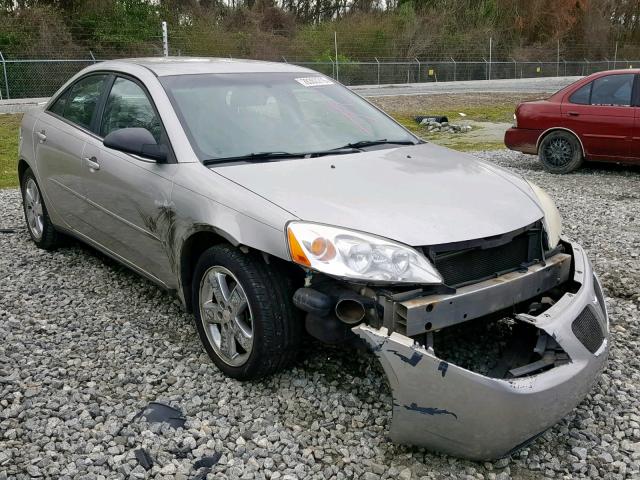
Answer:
[538,131,583,174]
[20,168,61,250]
[192,245,302,380]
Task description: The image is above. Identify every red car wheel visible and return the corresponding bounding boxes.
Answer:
[539,131,584,174]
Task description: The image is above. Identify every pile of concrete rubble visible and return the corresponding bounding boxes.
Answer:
[419,117,472,133]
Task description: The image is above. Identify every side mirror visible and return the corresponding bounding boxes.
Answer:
[103,127,168,162]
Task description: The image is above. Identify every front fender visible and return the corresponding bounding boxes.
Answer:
[169,164,298,304]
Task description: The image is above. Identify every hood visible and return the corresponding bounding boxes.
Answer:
[213,143,544,246]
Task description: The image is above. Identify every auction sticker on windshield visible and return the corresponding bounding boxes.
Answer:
[295,77,334,87]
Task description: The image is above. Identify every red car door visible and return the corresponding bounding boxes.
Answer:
[634,75,640,159]
[561,73,635,160]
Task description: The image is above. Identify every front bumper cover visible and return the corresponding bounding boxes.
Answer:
[353,241,608,460]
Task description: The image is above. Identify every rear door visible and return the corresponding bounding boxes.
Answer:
[80,75,177,285]
[634,74,640,159]
[34,74,110,233]
[561,73,635,159]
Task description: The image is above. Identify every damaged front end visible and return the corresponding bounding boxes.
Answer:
[294,238,608,460]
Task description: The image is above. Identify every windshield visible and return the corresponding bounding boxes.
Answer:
[160,72,417,162]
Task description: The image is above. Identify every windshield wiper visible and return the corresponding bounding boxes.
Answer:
[202,142,405,165]
[336,139,418,150]
[203,152,306,165]
[203,147,365,164]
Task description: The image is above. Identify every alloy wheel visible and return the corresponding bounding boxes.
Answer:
[24,178,44,240]
[198,266,254,367]
[544,137,573,167]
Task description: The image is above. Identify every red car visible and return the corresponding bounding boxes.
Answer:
[505,69,640,173]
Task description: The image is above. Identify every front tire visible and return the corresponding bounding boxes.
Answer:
[192,245,302,380]
[538,131,583,174]
[21,168,61,250]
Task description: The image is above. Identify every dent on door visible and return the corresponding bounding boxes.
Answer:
[79,138,178,287]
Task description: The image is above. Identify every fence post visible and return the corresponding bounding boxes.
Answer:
[613,41,618,69]
[556,39,560,77]
[375,57,380,85]
[89,50,96,64]
[488,37,492,80]
[450,57,456,82]
[329,57,335,79]
[415,58,420,82]
[563,59,567,76]
[511,58,517,79]
[162,21,169,57]
[334,31,339,82]
[0,52,8,100]
[584,58,589,75]
[482,57,488,80]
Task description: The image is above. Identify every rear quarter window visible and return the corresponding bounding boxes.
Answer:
[569,82,591,105]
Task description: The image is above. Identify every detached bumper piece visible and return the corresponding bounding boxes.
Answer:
[353,241,608,460]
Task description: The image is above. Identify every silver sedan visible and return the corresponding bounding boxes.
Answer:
[17,57,609,460]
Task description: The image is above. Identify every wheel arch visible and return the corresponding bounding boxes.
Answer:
[536,127,586,158]
[179,228,238,312]
[17,159,31,186]
[178,226,301,313]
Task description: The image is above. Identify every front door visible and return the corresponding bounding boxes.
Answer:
[562,73,635,160]
[80,76,178,286]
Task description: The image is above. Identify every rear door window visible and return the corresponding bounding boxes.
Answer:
[52,74,109,130]
[590,74,634,106]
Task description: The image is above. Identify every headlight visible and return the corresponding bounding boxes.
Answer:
[286,222,443,284]
[526,181,562,249]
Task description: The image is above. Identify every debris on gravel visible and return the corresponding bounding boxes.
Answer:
[1,149,638,479]
[419,118,472,133]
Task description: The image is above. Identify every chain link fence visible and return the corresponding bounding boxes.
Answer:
[1,51,639,100]
[293,59,639,86]
[0,58,99,100]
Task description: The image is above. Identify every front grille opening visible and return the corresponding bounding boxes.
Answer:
[428,224,544,287]
[572,306,605,354]
[422,294,571,380]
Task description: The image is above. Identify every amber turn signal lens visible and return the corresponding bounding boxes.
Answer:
[310,237,327,256]
[310,237,336,261]
[287,227,311,266]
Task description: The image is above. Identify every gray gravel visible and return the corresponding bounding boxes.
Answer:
[1,150,639,479]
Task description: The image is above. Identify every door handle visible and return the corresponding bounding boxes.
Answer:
[568,111,580,116]
[36,130,47,142]
[83,156,100,171]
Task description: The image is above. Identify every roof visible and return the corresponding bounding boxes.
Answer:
[587,68,640,76]
[106,57,313,76]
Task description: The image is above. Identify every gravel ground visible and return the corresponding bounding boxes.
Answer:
[1,150,639,480]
